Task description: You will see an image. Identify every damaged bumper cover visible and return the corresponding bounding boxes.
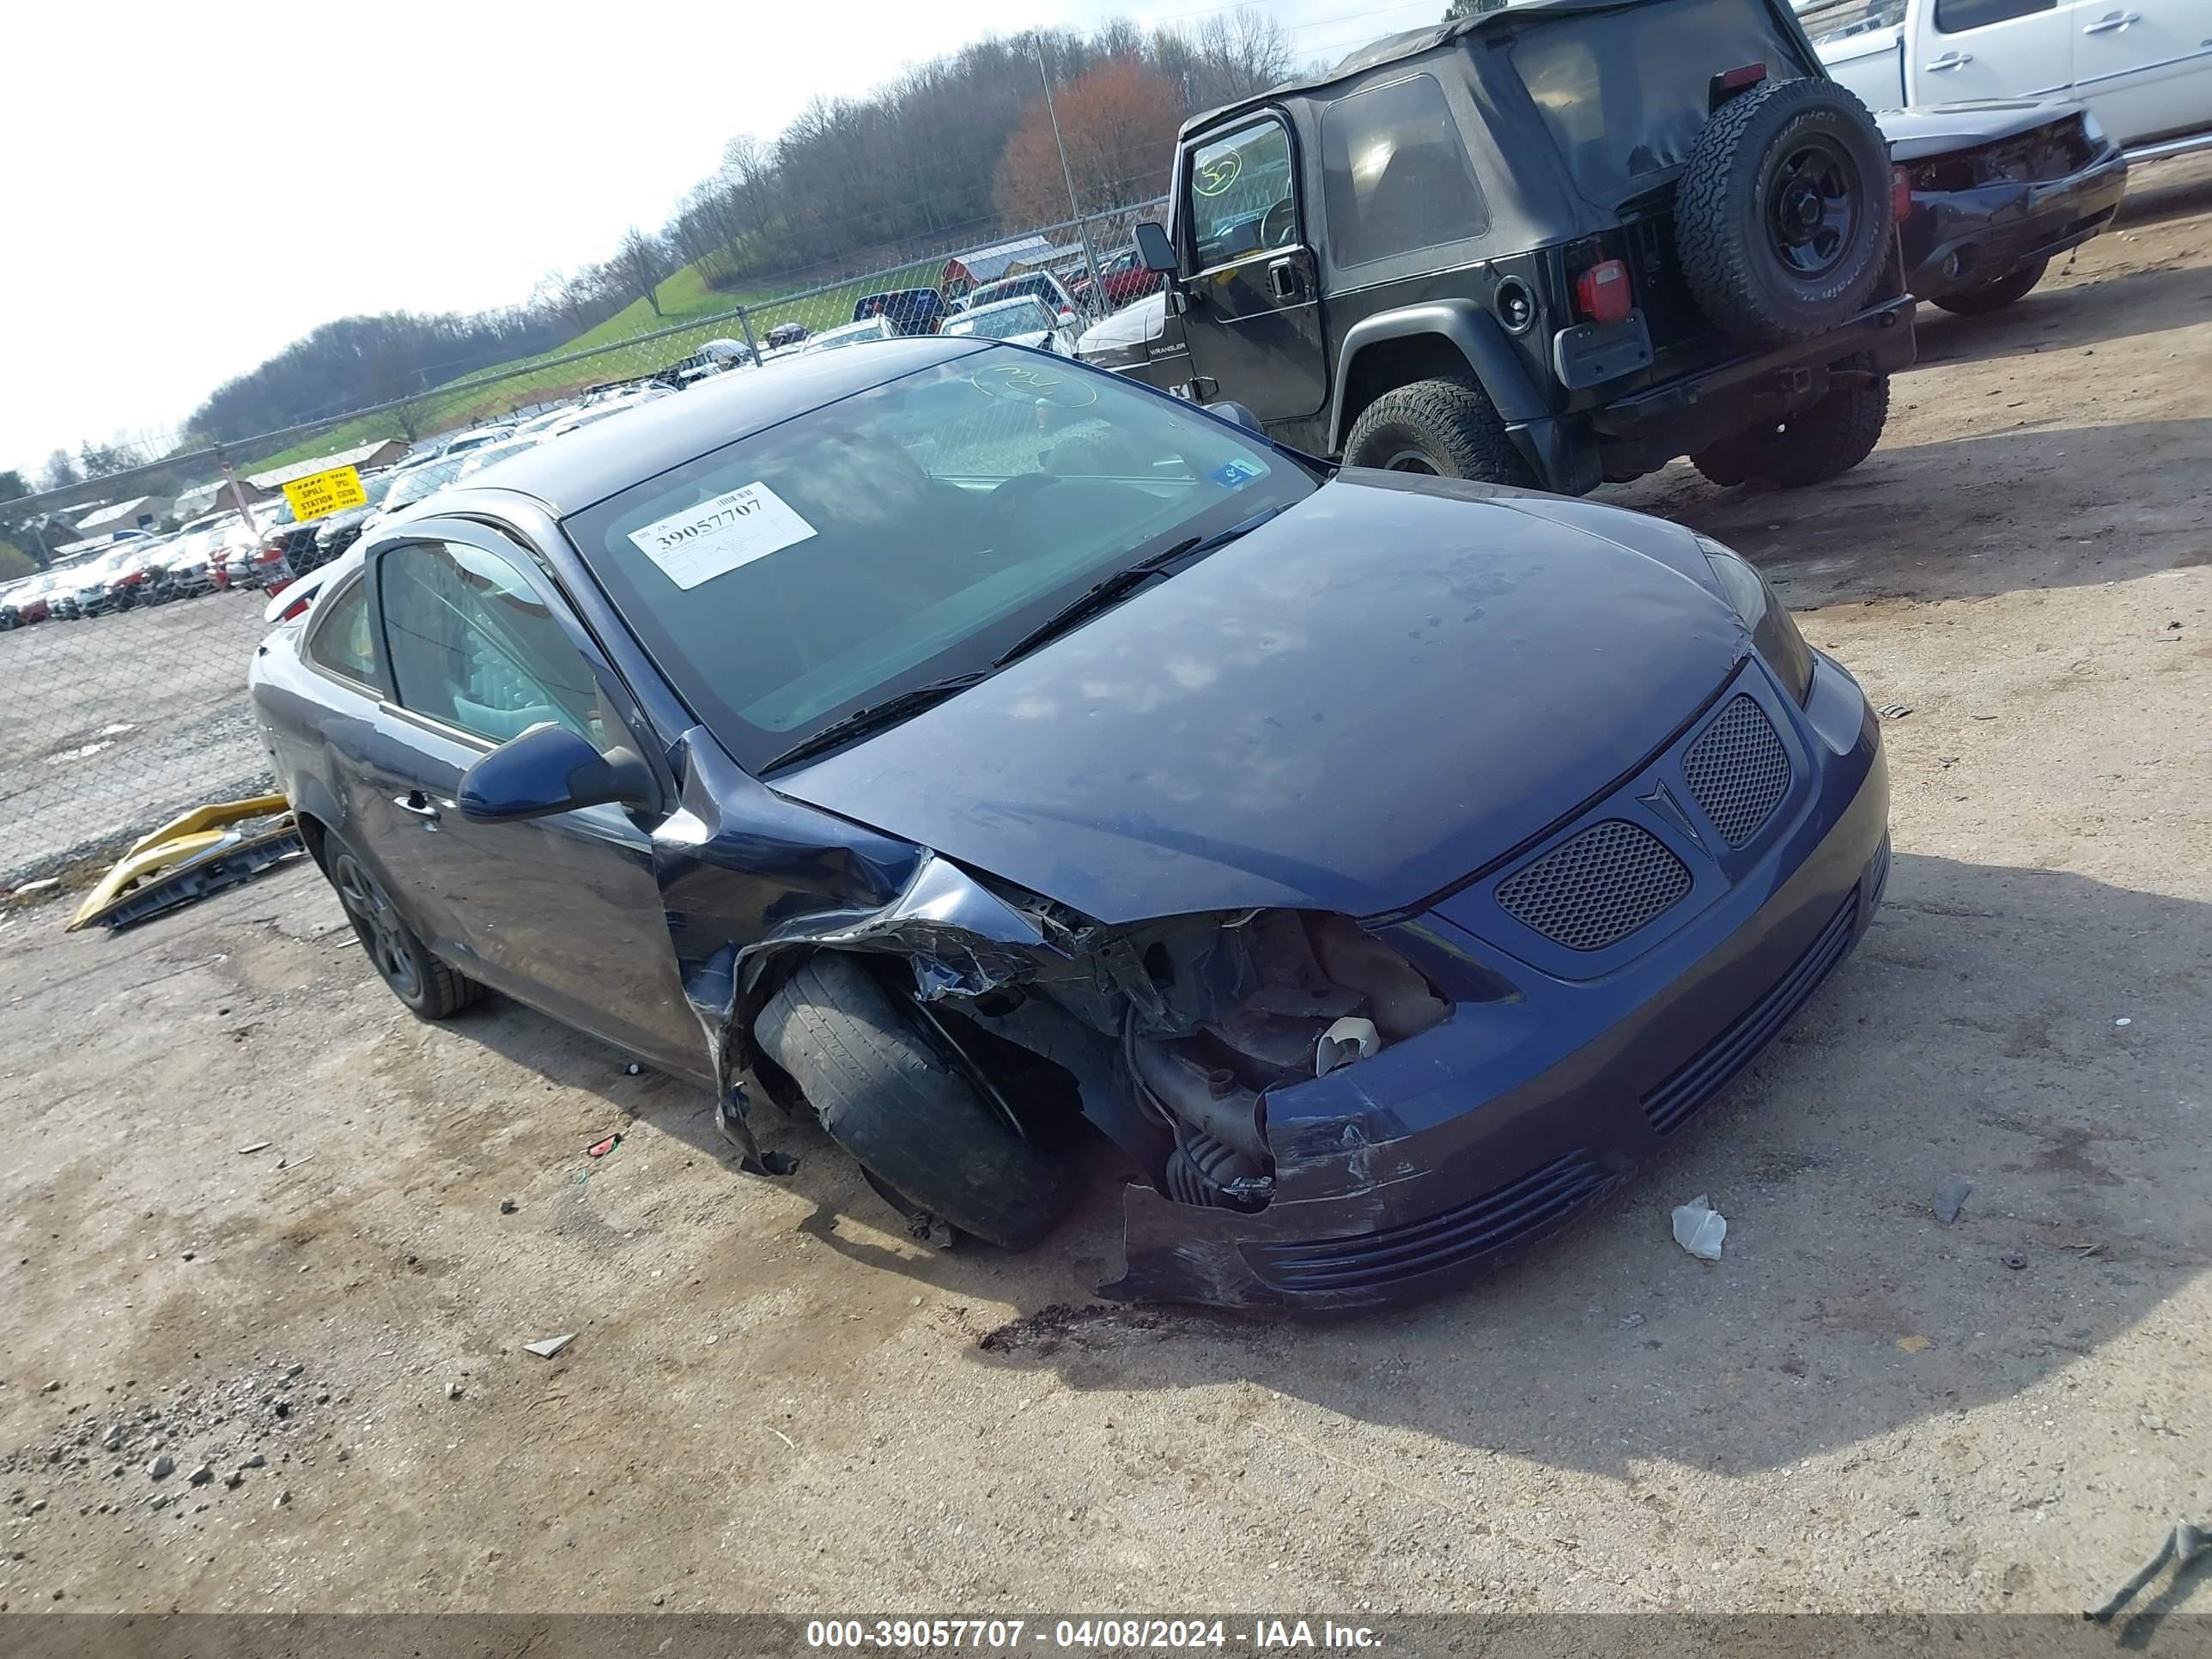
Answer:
[1109,659,1890,1311]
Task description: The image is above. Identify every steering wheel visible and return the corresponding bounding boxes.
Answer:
[1260,197,1297,252]
[974,473,1060,547]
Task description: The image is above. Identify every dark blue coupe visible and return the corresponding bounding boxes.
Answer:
[249,337,1889,1310]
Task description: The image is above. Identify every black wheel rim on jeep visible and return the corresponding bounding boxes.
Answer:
[332,851,422,1001]
[1382,449,1439,475]
[1766,136,1860,278]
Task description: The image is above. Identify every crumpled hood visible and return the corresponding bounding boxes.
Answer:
[1878,99,2089,162]
[771,472,1746,923]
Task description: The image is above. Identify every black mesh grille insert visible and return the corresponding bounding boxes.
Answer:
[1495,819,1691,951]
[1681,696,1790,848]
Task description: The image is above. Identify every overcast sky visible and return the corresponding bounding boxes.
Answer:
[0,0,1448,480]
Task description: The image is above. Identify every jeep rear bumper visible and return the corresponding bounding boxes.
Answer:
[1515,294,1917,488]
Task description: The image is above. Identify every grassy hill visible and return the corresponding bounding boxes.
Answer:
[243,252,941,475]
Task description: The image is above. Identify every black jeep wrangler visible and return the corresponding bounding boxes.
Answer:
[1103,0,1915,493]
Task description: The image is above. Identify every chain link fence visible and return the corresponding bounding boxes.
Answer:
[0,195,1169,893]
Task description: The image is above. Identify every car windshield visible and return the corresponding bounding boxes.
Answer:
[943,300,1056,340]
[385,456,468,513]
[564,346,1319,773]
[972,276,1062,310]
[1511,0,1805,204]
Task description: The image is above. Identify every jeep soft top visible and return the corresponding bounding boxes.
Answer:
[1111,0,1915,494]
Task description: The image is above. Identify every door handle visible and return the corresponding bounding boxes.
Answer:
[392,790,442,824]
[1923,51,1973,70]
[2082,10,2141,31]
[1266,256,1303,301]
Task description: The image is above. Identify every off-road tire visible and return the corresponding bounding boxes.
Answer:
[1342,375,1536,485]
[324,834,482,1019]
[1677,76,1892,349]
[1701,354,1890,489]
[1934,256,2049,316]
[754,953,1077,1251]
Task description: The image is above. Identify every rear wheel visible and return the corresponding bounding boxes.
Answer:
[1694,355,1889,489]
[324,836,481,1019]
[1342,375,1535,486]
[1934,256,2048,316]
[754,953,1077,1250]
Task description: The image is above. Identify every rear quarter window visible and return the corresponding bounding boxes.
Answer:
[1321,73,1489,267]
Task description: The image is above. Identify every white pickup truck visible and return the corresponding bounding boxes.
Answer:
[1801,0,2212,160]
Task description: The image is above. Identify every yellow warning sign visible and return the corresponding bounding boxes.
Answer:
[282,465,367,522]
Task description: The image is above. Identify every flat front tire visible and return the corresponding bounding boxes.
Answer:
[1933,256,2049,316]
[754,953,1077,1251]
[1342,375,1535,486]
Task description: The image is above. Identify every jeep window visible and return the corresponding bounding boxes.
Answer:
[1510,0,1802,205]
[1321,74,1488,268]
[1186,119,1297,270]
[1933,0,2052,31]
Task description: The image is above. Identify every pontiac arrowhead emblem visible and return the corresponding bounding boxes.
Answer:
[1638,780,1710,855]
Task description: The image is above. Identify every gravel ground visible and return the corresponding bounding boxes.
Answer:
[0,155,2206,1634]
[0,590,276,887]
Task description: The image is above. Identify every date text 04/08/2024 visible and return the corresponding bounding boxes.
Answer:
[803,1618,1383,1650]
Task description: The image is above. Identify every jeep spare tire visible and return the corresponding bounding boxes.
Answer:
[1676,76,1891,350]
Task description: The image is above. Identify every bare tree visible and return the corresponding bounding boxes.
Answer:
[615,228,675,317]
[39,448,80,491]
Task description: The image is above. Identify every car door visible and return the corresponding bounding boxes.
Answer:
[356,526,705,1076]
[2070,0,2212,146]
[1175,112,1330,430]
[1911,0,2081,103]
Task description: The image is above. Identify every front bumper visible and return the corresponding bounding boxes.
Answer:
[1903,148,2127,301]
[1105,651,1889,1311]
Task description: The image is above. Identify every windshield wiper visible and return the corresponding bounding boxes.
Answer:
[759,672,991,773]
[991,503,1290,670]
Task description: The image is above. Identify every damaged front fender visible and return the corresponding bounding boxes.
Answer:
[649,728,1085,1171]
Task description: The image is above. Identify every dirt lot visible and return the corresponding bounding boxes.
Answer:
[2,155,2208,1631]
[0,589,276,887]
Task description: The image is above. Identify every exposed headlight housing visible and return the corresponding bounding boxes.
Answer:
[2081,110,2106,148]
[1698,536,1814,704]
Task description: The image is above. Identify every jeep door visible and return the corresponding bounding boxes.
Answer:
[1176,112,1330,432]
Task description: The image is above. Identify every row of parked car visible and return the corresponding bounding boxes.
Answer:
[0,380,684,634]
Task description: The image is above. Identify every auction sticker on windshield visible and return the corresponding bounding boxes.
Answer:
[628,482,818,590]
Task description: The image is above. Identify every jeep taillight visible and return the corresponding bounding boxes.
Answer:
[1892,165,1912,223]
[1575,259,1632,325]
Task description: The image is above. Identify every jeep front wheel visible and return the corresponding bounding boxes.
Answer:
[1342,376,1535,486]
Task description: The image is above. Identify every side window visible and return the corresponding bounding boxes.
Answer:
[1321,75,1489,268]
[1933,0,2053,31]
[1186,118,1297,270]
[379,541,605,747]
[302,574,377,684]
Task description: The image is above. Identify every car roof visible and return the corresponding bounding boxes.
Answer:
[957,295,1052,316]
[453,336,993,516]
[1180,0,1695,141]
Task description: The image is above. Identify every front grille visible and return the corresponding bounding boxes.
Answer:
[1496,819,1692,951]
[1680,696,1791,848]
[1245,1149,1619,1295]
[1642,885,1860,1136]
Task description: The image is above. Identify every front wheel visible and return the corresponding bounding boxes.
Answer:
[754,953,1077,1251]
[1693,355,1888,489]
[1933,256,2048,317]
[324,836,481,1019]
[1342,375,1536,486]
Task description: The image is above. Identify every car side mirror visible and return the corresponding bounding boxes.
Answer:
[1133,220,1177,274]
[1205,400,1264,434]
[458,721,656,823]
